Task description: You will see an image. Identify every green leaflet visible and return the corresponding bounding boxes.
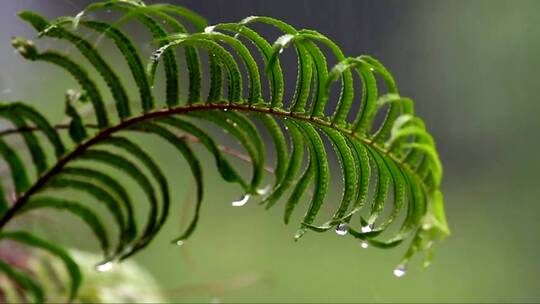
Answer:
[0,231,81,301]
[254,114,288,186]
[97,137,170,258]
[149,37,243,103]
[11,39,109,128]
[18,196,110,257]
[131,123,203,243]
[189,110,264,192]
[157,116,248,190]
[19,11,132,119]
[0,102,66,157]
[365,147,391,227]
[184,31,262,104]
[302,127,357,232]
[264,119,305,210]
[76,149,159,259]
[212,23,285,106]
[61,166,137,243]
[297,30,354,126]
[284,143,315,226]
[294,122,329,238]
[65,90,88,143]
[0,138,30,195]
[0,260,44,303]
[78,20,154,113]
[45,177,127,257]
[0,110,47,175]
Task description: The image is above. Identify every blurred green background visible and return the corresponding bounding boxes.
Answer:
[1,0,540,302]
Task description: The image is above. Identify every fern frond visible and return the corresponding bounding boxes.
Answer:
[0,1,448,301]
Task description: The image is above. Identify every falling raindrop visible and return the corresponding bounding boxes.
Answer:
[335,223,348,236]
[360,240,369,249]
[360,224,373,233]
[393,265,406,277]
[95,261,113,272]
[231,194,250,207]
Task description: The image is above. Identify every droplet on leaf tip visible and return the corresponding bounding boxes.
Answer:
[335,223,348,236]
[360,240,369,249]
[360,224,373,233]
[393,265,406,278]
[256,185,272,196]
[95,261,113,272]
[231,194,250,207]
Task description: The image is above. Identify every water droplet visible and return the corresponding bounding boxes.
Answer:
[360,224,373,233]
[106,9,112,13]
[204,25,216,33]
[369,67,375,72]
[162,20,167,24]
[95,261,113,272]
[176,240,185,246]
[231,194,250,207]
[335,223,348,236]
[233,33,240,39]
[294,228,306,240]
[360,240,369,249]
[422,223,431,230]
[393,265,406,277]
[256,185,271,196]
[278,48,284,54]
[223,108,228,111]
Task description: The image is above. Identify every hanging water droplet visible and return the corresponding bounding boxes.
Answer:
[360,224,373,233]
[176,240,185,246]
[95,261,113,272]
[360,240,369,249]
[278,48,284,54]
[335,223,348,236]
[256,185,272,196]
[393,265,406,277]
[231,194,250,207]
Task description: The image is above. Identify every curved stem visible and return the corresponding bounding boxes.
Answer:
[0,102,426,229]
